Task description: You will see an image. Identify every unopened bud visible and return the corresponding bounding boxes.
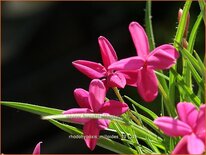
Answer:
[178,8,190,38]
[182,38,188,48]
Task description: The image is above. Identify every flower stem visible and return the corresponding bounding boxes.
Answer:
[112,87,141,126]
[113,87,124,102]
[145,0,155,50]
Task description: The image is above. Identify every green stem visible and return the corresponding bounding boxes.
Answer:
[145,0,155,50]
[112,87,141,126]
[113,87,125,103]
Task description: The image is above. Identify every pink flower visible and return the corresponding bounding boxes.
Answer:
[32,142,42,155]
[154,102,206,154]
[63,79,129,150]
[109,22,179,102]
[72,36,143,89]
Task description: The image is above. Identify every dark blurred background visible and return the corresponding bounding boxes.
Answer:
[2,1,204,153]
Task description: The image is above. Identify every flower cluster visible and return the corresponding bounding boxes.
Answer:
[65,21,179,150]
[73,21,179,102]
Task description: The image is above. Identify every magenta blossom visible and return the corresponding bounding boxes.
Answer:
[32,142,42,155]
[63,79,129,150]
[72,36,143,89]
[154,102,205,154]
[109,22,179,102]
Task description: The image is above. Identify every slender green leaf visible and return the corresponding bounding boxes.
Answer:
[49,119,82,135]
[129,128,144,154]
[186,60,204,92]
[132,111,163,137]
[110,119,163,146]
[155,71,169,81]
[146,136,161,153]
[43,113,123,122]
[109,122,127,140]
[169,137,175,152]
[170,68,201,106]
[49,119,137,154]
[109,121,137,148]
[161,96,165,116]
[98,136,137,154]
[180,47,204,76]
[121,139,154,154]
[131,124,163,143]
[187,13,203,53]
[124,96,158,119]
[194,50,205,74]
[176,38,204,76]
[169,67,177,109]
[198,0,206,25]
[1,101,63,115]
[158,82,176,117]
[141,145,154,154]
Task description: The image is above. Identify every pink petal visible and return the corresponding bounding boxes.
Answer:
[83,120,100,150]
[151,44,179,60]
[99,100,129,116]
[89,79,106,112]
[129,21,149,58]
[97,119,110,130]
[108,72,126,88]
[177,102,198,129]
[63,108,92,114]
[195,104,206,139]
[198,133,206,144]
[72,60,107,79]
[147,45,179,70]
[32,142,42,155]
[74,88,90,108]
[98,36,118,68]
[63,108,92,124]
[187,134,205,154]
[117,70,138,87]
[172,136,188,154]
[108,56,145,71]
[136,68,158,102]
[154,117,192,137]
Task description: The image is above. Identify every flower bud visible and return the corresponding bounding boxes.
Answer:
[178,8,190,38]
